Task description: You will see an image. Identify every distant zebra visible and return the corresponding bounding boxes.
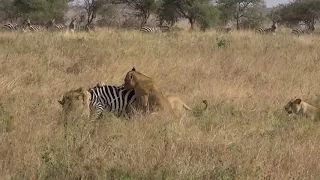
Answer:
[68,17,76,33]
[140,26,170,33]
[87,84,136,119]
[292,25,315,36]
[255,22,277,35]
[46,19,66,31]
[2,22,18,31]
[216,27,232,34]
[78,24,96,32]
[23,19,45,32]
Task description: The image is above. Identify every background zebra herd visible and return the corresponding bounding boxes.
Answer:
[1,18,318,36]
[2,18,79,33]
[255,21,277,35]
[140,25,170,33]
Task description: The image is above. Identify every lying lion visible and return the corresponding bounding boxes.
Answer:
[166,95,208,115]
[284,98,320,120]
[58,87,91,120]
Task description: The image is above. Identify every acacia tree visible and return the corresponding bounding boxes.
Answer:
[157,0,220,30]
[216,0,263,30]
[81,0,112,26]
[0,0,18,22]
[13,0,68,22]
[121,0,159,27]
[269,0,320,28]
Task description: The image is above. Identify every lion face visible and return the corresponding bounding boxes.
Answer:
[284,98,302,115]
[58,87,90,117]
[123,68,137,90]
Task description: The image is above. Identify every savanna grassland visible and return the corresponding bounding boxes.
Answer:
[1,28,320,180]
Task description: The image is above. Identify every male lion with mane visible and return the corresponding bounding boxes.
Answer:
[284,98,320,120]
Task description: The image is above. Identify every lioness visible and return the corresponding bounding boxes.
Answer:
[284,98,320,120]
[123,67,173,114]
[58,87,91,120]
[166,95,208,114]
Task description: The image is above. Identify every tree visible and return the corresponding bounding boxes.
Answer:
[216,0,264,30]
[269,0,320,28]
[121,0,159,27]
[13,0,68,23]
[0,0,18,22]
[157,0,220,30]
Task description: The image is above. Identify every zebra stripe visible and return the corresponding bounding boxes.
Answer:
[292,25,315,36]
[22,19,45,32]
[78,24,95,32]
[216,27,232,33]
[88,84,136,119]
[255,23,277,35]
[2,23,18,31]
[46,19,67,31]
[28,25,45,31]
[140,26,170,33]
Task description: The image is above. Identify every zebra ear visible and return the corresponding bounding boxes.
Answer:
[132,67,136,71]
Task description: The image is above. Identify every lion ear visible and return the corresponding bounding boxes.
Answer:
[58,99,64,105]
[132,67,136,71]
[75,87,83,92]
[295,99,302,104]
[75,87,87,93]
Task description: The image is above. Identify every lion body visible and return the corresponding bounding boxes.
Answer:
[285,98,320,120]
[166,95,208,113]
[123,69,172,114]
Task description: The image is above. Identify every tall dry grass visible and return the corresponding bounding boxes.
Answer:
[1,29,320,179]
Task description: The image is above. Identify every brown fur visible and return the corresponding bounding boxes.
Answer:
[123,67,173,114]
[284,98,320,120]
[166,95,208,114]
[58,87,91,120]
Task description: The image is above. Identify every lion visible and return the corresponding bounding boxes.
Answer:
[123,67,173,114]
[166,95,208,114]
[58,87,91,121]
[284,98,320,120]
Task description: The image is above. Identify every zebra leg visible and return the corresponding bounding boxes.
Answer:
[125,103,138,118]
[90,105,103,121]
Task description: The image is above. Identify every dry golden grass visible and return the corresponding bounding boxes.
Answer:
[1,28,320,180]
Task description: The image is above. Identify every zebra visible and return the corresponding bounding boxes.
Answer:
[292,24,315,36]
[22,19,46,32]
[216,27,232,34]
[78,24,96,32]
[46,19,67,31]
[68,17,76,33]
[87,84,136,119]
[255,22,277,35]
[140,25,170,33]
[2,22,18,31]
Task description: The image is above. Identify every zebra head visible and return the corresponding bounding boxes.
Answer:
[23,18,31,27]
[69,17,77,30]
[271,21,277,31]
[46,18,55,29]
[309,24,315,32]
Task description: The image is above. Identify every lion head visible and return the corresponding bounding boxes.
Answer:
[284,98,302,115]
[58,87,91,119]
[123,67,154,90]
